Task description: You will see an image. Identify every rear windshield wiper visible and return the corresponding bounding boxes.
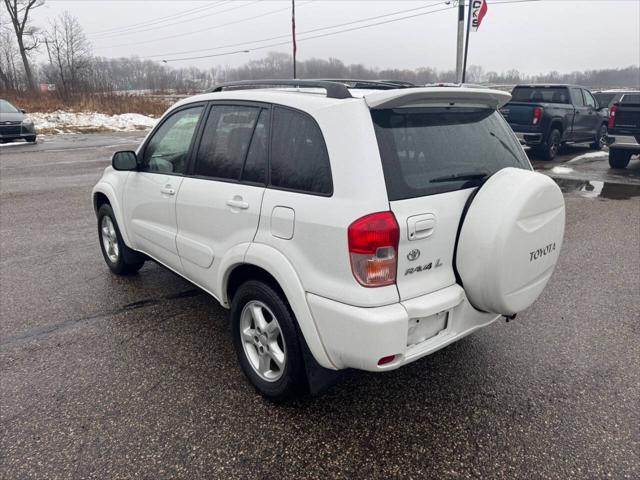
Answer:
[430,172,489,183]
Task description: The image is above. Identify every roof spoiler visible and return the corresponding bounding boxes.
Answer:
[364,87,512,110]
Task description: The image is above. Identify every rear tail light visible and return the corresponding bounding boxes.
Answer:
[608,104,617,129]
[348,211,399,287]
[532,107,544,125]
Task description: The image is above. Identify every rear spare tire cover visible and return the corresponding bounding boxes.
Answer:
[456,167,565,315]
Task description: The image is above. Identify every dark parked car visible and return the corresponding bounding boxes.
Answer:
[606,92,640,169]
[500,85,608,160]
[0,99,37,143]
[594,89,640,109]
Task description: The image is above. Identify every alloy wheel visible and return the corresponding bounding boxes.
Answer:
[239,300,287,382]
[598,126,607,148]
[101,216,119,264]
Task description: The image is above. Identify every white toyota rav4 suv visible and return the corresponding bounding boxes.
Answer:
[92,80,565,400]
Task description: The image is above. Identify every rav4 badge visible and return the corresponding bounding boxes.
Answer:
[405,258,443,276]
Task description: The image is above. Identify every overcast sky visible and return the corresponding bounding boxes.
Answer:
[32,0,640,74]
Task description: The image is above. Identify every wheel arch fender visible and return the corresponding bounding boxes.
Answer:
[551,116,566,136]
[224,243,337,370]
[216,242,253,306]
[92,182,132,247]
[539,116,564,144]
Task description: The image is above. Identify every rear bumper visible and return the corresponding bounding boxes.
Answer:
[307,284,500,372]
[514,131,543,145]
[607,135,640,152]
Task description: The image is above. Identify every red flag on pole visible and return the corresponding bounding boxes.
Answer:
[471,0,488,32]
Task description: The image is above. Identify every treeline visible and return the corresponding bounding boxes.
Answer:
[4,50,638,96]
[1,3,638,96]
[216,53,640,89]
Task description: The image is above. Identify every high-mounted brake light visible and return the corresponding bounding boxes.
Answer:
[608,104,617,129]
[532,107,544,126]
[348,212,399,287]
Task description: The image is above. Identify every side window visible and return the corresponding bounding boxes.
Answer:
[571,88,585,107]
[270,107,332,195]
[241,109,269,184]
[194,105,260,180]
[142,106,203,174]
[583,90,597,108]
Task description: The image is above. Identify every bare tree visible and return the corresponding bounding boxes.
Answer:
[3,0,44,91]
[0,29,23,91]
[44,11,91,97]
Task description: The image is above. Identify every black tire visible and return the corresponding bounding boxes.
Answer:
[97,204,145,275]
[590,124,607,150]
[608,149,632,169]
[536,129,561,160]
[230,280,306,401]
[25,135,37,143]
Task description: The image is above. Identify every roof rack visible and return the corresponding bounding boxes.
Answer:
[207,79,353,99]
[317,79,414,90]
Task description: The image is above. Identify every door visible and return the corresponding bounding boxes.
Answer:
[175,104,268,299]
[582,89,603,137]
[123,105,204,273]
[570,87,590,141]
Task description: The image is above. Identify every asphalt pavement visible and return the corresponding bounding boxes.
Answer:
[1,133,639,479]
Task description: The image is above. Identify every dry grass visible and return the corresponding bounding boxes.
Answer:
[3,92,170,117]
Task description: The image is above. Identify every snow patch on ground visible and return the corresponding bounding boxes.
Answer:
[0,141,31,147]
[551,166,574,174]
[28,111,157,134]
[568,151,607,163]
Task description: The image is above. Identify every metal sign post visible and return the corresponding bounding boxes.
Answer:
[292,0,297,79]
[456,0,466,84]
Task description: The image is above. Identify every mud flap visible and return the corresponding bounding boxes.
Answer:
[298,330,346,396]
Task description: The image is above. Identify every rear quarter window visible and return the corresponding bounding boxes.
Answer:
[512,87,570,104]
[372,107,531,201]
[269,106,333,196]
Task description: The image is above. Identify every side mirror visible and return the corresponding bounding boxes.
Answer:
[20,109,26,114]
[112,150,138,171]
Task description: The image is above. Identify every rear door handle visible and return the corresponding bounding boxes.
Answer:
[226,197,249,210]
[160,185,176,196]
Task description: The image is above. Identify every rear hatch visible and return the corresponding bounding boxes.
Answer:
[499,101,541,127]
[612,97,640,133]
[365,89,531,301]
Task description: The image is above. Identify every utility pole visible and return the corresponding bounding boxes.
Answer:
[455,0,466,84]
[292,0,297,79]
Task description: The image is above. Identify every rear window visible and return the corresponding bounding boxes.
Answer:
[594,93,616,107]
[511,87,570,104]
[621,94,640,104]
[372,108,531,201]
